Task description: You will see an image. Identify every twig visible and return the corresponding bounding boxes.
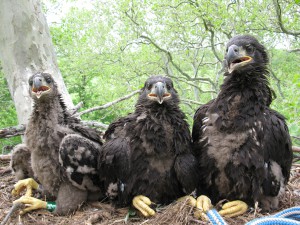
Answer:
[68,101,84,115]
[272,0,300,36]
[292,146,300,152]
[0,124,25,138]
[288,48,300,53]
[81,120,109,129]
[181,99,204,105]
[1,202,24,225]
[74,89,141,117]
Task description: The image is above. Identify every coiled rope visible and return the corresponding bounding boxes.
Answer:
[206,206,300,225]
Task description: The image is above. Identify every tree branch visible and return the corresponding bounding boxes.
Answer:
[293,146,300,152]
[0,124,25,138]
[81,121,108,129]
[288,48,300,53]
[68,101,84,116]
[202,18,222,63]
[140,35,216,87]
[272,0,300,36]
[269,68,284,98]
[181,98,204,105]
[73,89,141,117]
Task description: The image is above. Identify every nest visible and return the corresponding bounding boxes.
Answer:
[1,159,300,225]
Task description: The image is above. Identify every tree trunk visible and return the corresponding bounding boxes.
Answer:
[0,0,73,127]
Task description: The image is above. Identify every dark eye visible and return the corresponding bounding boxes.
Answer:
[225,48,228,53]
[246,45,255,53]
[166,84,171,90]
[29,79,33,86]
[147,84,152,90]
[46,77,52,83]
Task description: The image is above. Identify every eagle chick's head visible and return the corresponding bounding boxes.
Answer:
[138,75,179,107]
[28,72,58,101]
[224,35,269,75]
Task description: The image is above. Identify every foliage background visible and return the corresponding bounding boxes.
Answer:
[1,0,299,153]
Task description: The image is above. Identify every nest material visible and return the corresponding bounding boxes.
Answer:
[1,159,300,225]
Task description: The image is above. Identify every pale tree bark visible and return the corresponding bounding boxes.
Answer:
[0,0,73,127]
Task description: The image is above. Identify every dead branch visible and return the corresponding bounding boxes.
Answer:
[73,89,141,117]
[181,99,204,106]
[0,124,25,138]
[293,146,300,152]
[68,101,84,116]
[1,202,24,225]
[81,121,108,129]
[0,120,109,139]
[288,48,300,53]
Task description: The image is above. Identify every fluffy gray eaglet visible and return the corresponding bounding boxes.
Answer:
[98,76,200,217]
[12,72,103,215]
[192,35,293,217]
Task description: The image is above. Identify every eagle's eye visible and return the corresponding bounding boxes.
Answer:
[246,45,255,54]
[147,84,152,90]
[46,77,52,83]
[166,84,171,90]
[29,79,33,86]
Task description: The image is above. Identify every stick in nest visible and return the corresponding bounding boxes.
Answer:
[1,202,24,225]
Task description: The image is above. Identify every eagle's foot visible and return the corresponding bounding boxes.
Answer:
[219,200,248,217]
[13,196,47,214]
[132,195,155,217]
[196,195,212,212]
[177,195,209,220]
[12,178,39,197]
[193,195,212,220]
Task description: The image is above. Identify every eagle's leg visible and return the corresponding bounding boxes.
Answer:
[12,178,39,197]
[54,182,87,215]
[132,195,155,217]
[218,200,248,217]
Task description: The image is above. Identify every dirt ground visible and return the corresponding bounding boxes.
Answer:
[1,159,300,225]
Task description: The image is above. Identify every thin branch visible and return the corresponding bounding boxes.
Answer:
[293,146,300,152]
[68,101,84,116]
[272,0,300,36]
[1,202,24,225]
[202,18,222,63]
[269,68,284,98]
[292,136,300,140]
[181,98,204,105]
[288,48,300,53]
[74,89,141,117]
[140,35,216,87]
[0,124,25,138]
[81,120,109,130]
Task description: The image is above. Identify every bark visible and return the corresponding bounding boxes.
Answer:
[0,0,73,128]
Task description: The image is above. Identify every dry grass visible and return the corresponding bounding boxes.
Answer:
[1,158,300,225]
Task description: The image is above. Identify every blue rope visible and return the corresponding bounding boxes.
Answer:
[207,209,227,225]
[205,206,300,225]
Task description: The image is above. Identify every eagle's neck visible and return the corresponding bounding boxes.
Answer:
[209,70,272,131]
[32,94,69,125]
[137,103,183,119]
